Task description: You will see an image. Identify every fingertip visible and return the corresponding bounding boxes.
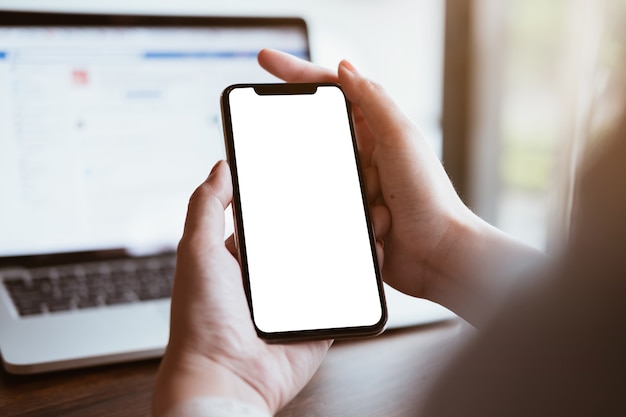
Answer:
[206,159,228,181]
[371,204,392,238]
[338,60,365,104]
[338,64,415,147]
[256,47,274,67]
[339,59,356,74]
[206,159,221,180]
[257,48,304,78]
[338,60,356,85]
[182,160,233,244]
[259,48,337,83]
[338,61,383,101]
[206,160,232,208]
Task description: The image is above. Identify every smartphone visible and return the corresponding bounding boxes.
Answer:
[220,82,387,341]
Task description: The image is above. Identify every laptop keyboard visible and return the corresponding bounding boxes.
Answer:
[1,254,176,317]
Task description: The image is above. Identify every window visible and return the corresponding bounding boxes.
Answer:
[469,0,626,251]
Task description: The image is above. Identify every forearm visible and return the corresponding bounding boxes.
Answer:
[427,212,547,327]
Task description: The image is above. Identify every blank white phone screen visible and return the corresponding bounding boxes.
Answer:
[228,85,384,334]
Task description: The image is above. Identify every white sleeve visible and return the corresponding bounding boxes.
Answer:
[159,397,273,417]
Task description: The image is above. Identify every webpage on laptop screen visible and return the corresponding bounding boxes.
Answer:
[0,26,307,258]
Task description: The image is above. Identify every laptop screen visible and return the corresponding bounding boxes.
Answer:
[0,13,309,259]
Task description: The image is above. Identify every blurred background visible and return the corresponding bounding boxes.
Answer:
[0,0,445,153]
[2,0,626,253]
[466,0,626,252]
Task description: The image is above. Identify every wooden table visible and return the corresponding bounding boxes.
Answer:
[1,320,463,417]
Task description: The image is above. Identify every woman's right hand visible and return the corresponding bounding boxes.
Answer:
[259,49,544,325]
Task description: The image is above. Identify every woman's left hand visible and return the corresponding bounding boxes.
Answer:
[152,160,331,416]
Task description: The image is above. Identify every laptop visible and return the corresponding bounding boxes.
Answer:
[0,10,454,375]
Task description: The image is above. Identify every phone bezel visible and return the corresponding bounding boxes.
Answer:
[220,82,387,342]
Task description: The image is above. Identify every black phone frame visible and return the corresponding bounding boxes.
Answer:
[220,82,388,342]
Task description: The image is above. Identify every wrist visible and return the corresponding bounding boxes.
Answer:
[153,348,272,417]
[158,397,272,417]
[426,211,546,327]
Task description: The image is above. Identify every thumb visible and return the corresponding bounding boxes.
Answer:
[182,160,233,248]
[337,60,419,149]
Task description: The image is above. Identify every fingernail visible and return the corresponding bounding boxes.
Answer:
[340,60,356,73]
[208,160,222,179]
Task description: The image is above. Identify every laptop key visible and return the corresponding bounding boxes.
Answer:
[46,298,74,313]
[3,278,44,316]
[77,297,100,309]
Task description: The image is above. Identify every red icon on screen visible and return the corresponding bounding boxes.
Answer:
[72,69,89,85]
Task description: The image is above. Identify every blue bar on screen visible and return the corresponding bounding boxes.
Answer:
[0,51,6,59]
[143,49,307,60]
[143,51,258,59]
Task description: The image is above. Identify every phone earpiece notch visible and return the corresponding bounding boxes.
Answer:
[253,83,319,95]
